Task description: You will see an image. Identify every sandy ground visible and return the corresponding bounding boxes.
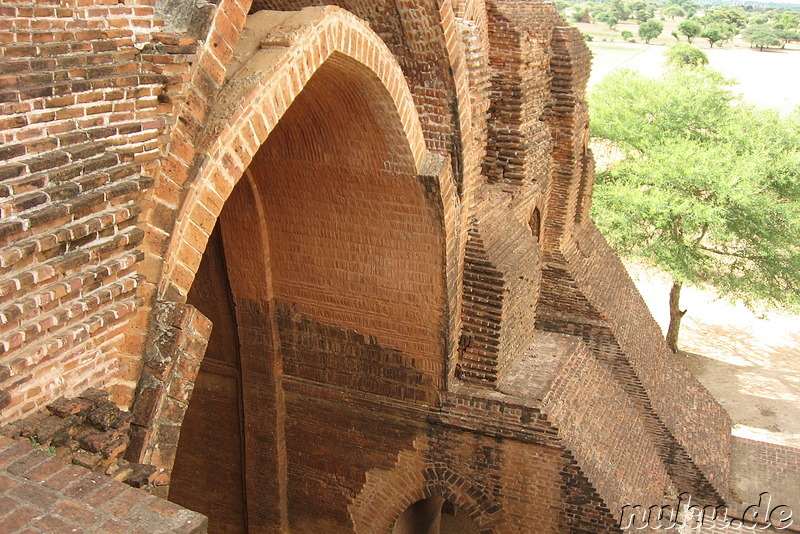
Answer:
[625,264,800,448]
[585,36,800,114]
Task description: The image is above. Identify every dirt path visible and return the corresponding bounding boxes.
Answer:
[625,263,800,448]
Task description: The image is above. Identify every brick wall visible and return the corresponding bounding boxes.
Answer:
[538,221,731,502]
[0,0,203,421]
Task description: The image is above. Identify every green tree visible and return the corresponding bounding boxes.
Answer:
[596,12,619,29]
[683,2,699,18]
[635,8,652,23]
[629,1,646,13]
[663,5,686,19]
[775,28,800,48]
[701,25,727,47]
[777,12,799,29]
[678,19,702,42]
[742,24,782,50]
[665,43,709,67]
[639,19,664,43]
[703,7,748,29]
[621,29,635,42]
[610,0,631,20]
[589,69,800,352]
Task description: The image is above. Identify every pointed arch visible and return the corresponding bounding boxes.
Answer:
[156,7,434,301]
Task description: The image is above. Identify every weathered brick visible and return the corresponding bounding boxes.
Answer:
[0,3,737,534]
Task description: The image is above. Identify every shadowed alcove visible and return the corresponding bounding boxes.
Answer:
[392,497,481,534]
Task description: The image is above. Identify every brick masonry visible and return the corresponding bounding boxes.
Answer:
[0,436,207,533]
[0,0,762,532]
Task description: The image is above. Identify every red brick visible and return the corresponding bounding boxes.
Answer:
[52,500,101,526]
[0,506,39,532]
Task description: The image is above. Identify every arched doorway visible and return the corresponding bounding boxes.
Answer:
[392,497,481,534]
[167,49,445,532]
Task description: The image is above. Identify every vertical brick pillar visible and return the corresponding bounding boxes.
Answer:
[234,297,289,532]
[126,301,212,497]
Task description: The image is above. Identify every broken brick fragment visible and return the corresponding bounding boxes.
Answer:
[123,463,157,488]
[79,430,119,454]
[47,396,93,417]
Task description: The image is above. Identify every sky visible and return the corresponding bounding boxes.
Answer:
[726,0,800,5]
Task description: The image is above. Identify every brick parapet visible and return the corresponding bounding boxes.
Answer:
[728,437,800,531]
[571,222,730,495]
[534,332,673,520]
[537,220,731,503]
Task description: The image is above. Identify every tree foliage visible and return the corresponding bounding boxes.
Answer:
[662,4,685,20]
[635,8,652,23]
[596,11,619,29]
[702,7,749,29]
[610,0,630,20]
[665,43,708,68]
[589,69,800,351]
[638,19,664,43]
[702,24,729,47]
[777,12,799,29]
[678,19,702,42]
[742,24,783,50]
[776,29,800,47]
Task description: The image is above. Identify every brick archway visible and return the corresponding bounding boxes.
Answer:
[351,458,500,534]
[133,6,457,532]
[155,6,431,303]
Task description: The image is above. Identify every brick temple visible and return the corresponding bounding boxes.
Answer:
[0,1,753,532]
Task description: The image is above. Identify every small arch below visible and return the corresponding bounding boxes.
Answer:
[392,497,481,534]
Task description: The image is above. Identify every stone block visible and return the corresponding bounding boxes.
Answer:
[79,430,119,454]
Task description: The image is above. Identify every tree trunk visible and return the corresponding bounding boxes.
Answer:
[665,281,687,353]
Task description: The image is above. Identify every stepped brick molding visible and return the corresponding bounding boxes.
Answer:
[0,0,745,532]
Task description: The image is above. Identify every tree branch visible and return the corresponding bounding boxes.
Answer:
[692,223,708,245]
[698,245,766,260]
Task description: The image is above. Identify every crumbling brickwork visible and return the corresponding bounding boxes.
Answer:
[1,0,738,532]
